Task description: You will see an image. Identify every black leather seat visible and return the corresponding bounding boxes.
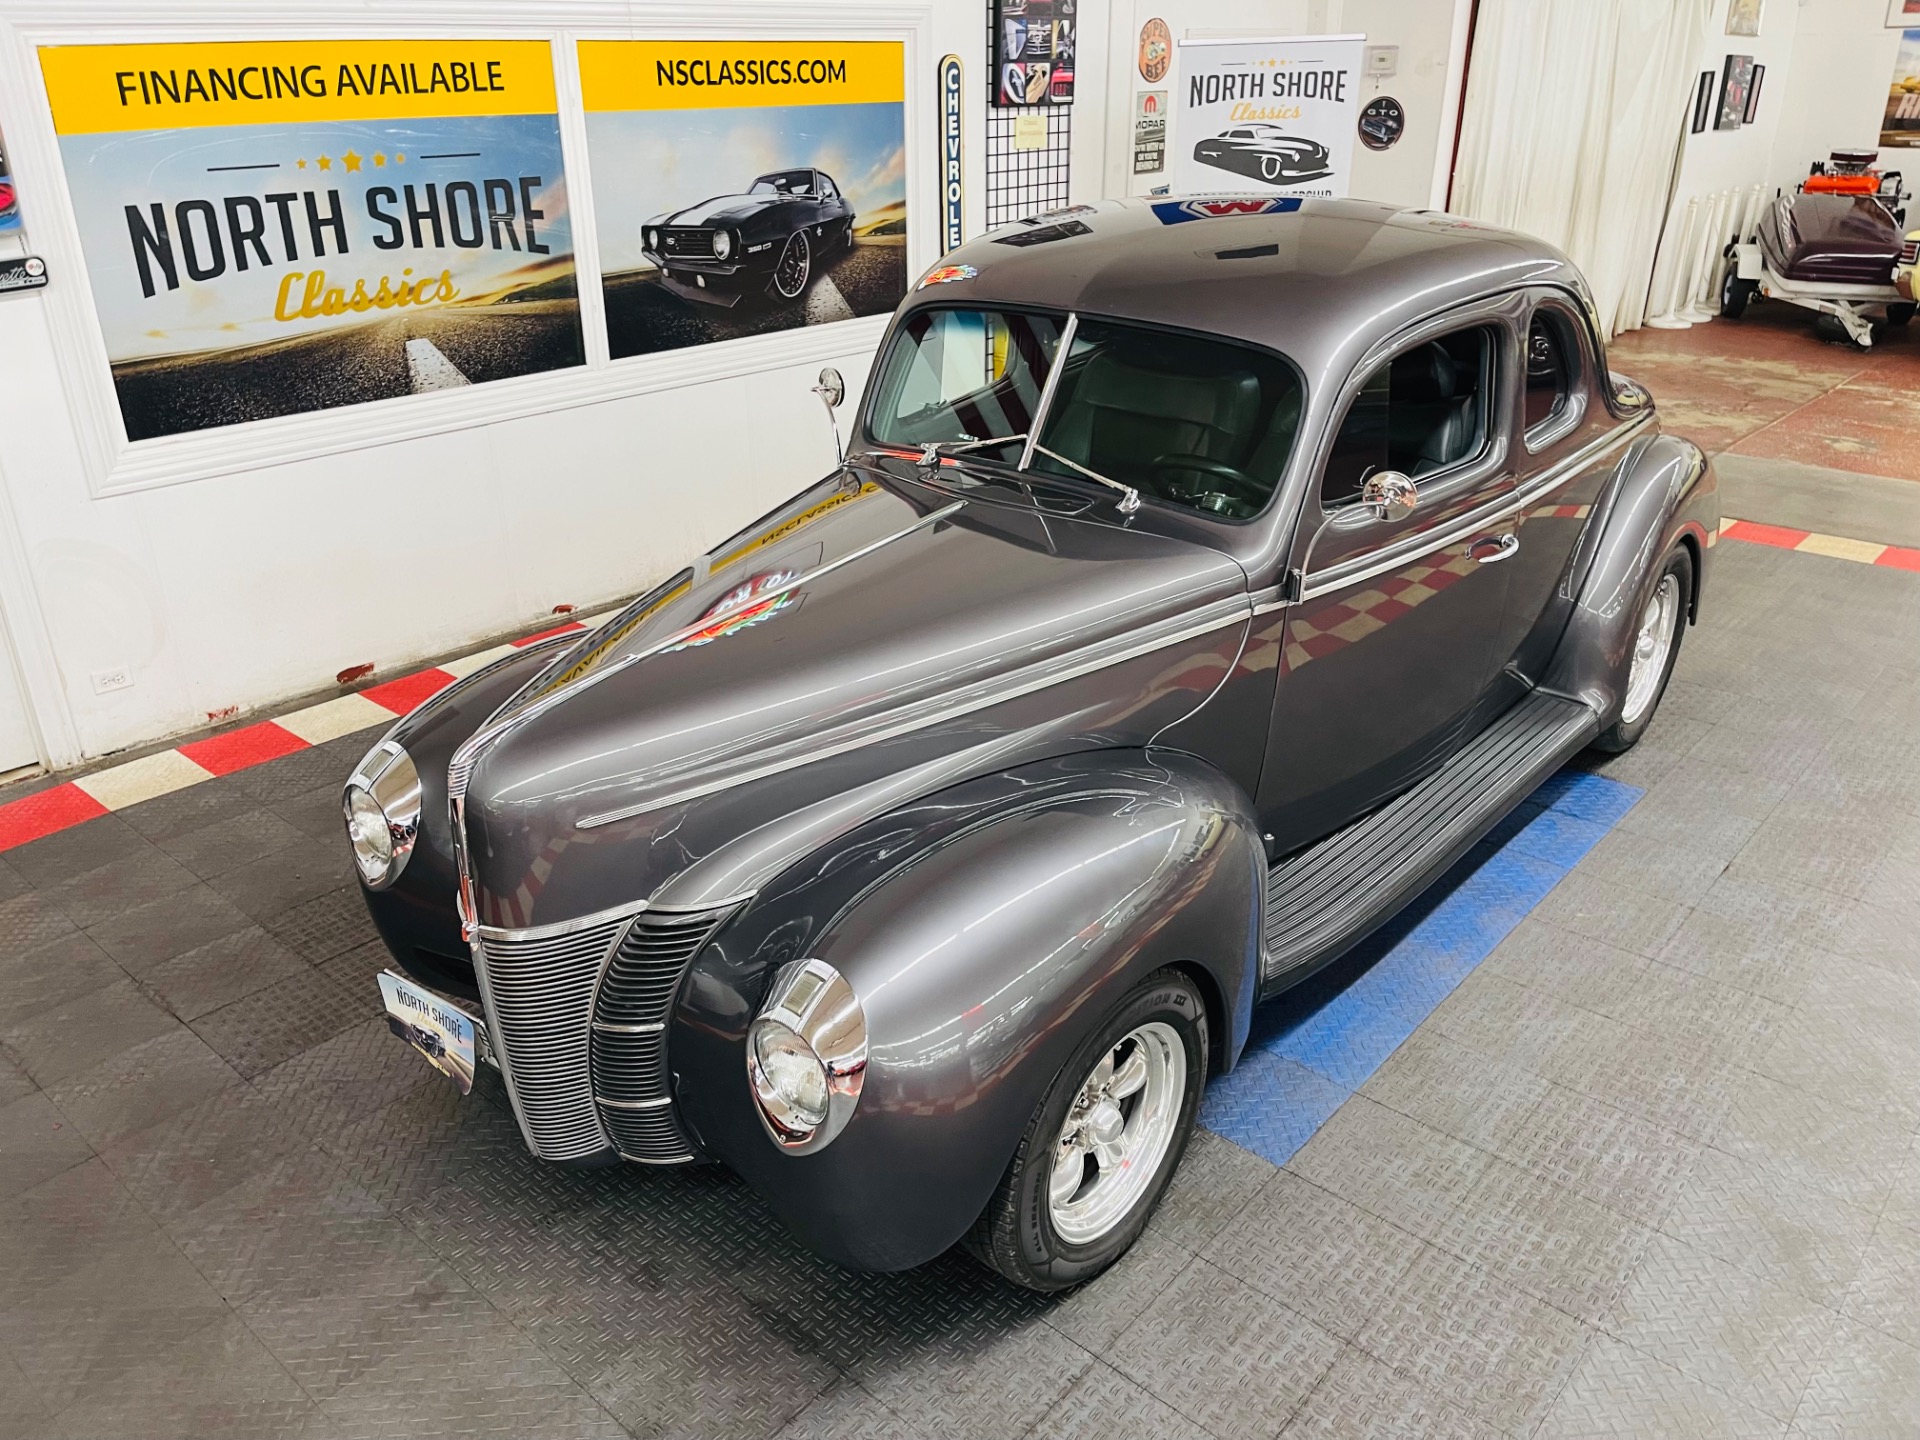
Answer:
[1387,339,1480,474]
[1048,351,1261,486]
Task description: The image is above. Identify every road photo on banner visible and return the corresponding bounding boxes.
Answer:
[580,40,907,360]
[39,40,583,440]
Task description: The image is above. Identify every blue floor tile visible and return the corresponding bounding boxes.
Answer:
[1201,1048,1350,1166]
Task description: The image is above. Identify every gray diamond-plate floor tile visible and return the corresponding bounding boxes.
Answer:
[1,979,179,1087]
[1285,1095,1488,1242]
[1609,1232,1837,1421]
[0,930,122,1030]
[1358,1026,1550,1153]
[189,964,382,1079]
[771,1380,934,1440]
[1477,917,1650,1018]
[1496,1084,1701,1229]
[1103,1257,1340,1440]
[1842,1216,1920,1351]
[1712,1068,1912,1212]
[1043,1228,1191,1354]
[262,887,383,964]
[1355,1243,1591,1436]
[45,1027,242,1150]
[98,1079,316,1224]
[1204,1169,1425,1343]
[250,1014,444,1145]
[142,925,308,1023]
[83,885,255,977]
[1788,1318,1920,1437]
[1278,1345,1504,1439]
[851,1314,1094,1440]
[0,1091,93,1198]
[1025,1362,1215,1440]
[1145,1125,1276,1250]
[0,1157,159,1297]
[1535,1333,1788,1438]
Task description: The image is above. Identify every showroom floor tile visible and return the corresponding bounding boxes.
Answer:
[0,536,1917,1438]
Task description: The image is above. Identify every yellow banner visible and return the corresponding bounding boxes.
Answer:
[578,40,903,112]
[40,40,558,135]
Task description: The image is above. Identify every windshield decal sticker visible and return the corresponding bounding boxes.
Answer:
[1150,197,1302,225]
[917,262,977,287]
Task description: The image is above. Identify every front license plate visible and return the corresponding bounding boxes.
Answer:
[377,971,478,1095]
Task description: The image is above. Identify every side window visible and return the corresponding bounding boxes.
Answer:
[1523,312,1574,436]
[818,174,837,198]
[1320,325,1496,508]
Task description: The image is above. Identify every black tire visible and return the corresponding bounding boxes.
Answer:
[1591,545,1693,754]
[1719,270,1757,320]
[1887,302,1915,327]
[965,967,1208,1292]
[768,231,812,303]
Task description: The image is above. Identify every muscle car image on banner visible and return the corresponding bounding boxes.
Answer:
[579,40,907,359]
[39,41,583,441]
[1172,34,1364,199]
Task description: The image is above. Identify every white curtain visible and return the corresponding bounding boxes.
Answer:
[1452,0,1712,337]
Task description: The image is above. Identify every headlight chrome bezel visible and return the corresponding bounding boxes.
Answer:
[712,228,734,261]
[342,741,423,890]
[747,958,867,1154]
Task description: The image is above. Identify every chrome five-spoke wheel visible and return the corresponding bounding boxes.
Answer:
[1620,571,1681,726]
[1048,1022,1186,1245]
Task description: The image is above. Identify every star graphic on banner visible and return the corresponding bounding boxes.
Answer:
[373,152,387,167]
[295,157,307,169]
[316,154,333,171]
[343,150,363,173]
[394,153,406,164]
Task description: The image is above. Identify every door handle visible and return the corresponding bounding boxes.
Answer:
[1470,534,1519,565]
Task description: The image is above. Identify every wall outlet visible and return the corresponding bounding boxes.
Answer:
[90,664,134,694]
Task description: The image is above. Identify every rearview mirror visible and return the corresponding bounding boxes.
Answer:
[1360,470,1418,521]
[813,367,845,410]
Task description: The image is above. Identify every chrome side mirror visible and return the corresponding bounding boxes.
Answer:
[1360,470,1418,521]
[812,366,846,464]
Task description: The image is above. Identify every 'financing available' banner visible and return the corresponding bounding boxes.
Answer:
[1172,34,1363,200]
[40,40,583,441]
[579,40,907,360]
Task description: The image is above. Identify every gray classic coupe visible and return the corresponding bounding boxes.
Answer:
[345,196,1716,1291]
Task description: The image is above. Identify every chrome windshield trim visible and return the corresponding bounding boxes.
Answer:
[1302,413,1651,602]
[576,593,1252,830]
[473,896,650,944]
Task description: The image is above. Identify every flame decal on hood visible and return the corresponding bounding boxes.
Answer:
[663,570,800,652]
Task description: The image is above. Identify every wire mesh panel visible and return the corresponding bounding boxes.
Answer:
[984,107,1073,228]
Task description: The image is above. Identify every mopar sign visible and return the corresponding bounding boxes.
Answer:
[939,54,963,253]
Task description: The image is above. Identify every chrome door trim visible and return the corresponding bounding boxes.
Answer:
[576,593,1253,830]
[1301,413,1650,602]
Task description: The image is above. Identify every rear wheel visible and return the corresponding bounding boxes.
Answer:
[1719,270,1757,319]
[966,968,1207,1291]
[769,232,812,302]
[1888,302,1915,327]
[1592,545,1692,753]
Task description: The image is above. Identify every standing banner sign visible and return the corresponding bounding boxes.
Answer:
[1172,34,1364,199]
[39,41,583,441]
[579,40,907,361]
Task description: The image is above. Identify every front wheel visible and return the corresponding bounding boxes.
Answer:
[965,968,1207,1291]
[1591,545,1692,753]
[1720,270,1757,319]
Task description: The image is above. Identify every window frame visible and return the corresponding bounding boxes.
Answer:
[1520,302,1589,454]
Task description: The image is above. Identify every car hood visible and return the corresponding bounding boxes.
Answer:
[457,469,1249,928]
[662,193,786,227]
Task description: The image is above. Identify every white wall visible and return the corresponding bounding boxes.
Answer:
[1667,0,1799,216]
[1768,0,1907,195]
[0,0,979,768]
[1094,0,1469,207]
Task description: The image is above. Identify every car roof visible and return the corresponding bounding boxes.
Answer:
[907,196,1589,388]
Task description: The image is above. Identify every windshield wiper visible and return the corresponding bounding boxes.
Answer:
[1025,444,1142,514]
[916,435,1028,467]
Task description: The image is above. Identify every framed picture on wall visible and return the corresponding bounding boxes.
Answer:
[1743,63,1766,124]
[1717,54,1754,130]
[1889,0,1920,28]
[1727,0,1763,37]
[1692,70,1715,133]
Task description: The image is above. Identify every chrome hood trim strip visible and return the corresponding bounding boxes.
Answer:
[575,591,1252,830]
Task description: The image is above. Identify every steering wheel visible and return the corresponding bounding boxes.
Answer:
[1150,453,1266,500]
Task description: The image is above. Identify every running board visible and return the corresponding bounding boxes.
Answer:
[1261,691,1601,994]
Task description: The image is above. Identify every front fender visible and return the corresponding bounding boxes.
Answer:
[1544,428,1718,724]
[670,749,1263,1271]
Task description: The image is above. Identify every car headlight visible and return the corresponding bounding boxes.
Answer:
[747,958,866,1153]
[712,229,734,260]
[644,226,660,251]
[341,741,422,890]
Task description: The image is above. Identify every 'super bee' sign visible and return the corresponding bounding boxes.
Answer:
[39,40,582,441]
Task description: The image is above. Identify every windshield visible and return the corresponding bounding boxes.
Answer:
[750,172,814,195]
[867,308,1304,519]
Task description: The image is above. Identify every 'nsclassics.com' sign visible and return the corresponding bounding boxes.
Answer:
[1172,34,1363,199]
[38,40,583,442]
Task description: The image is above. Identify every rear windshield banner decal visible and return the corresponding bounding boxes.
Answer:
[38,40,582,442]
[579,40,907,360]
[1172,34,1364,200]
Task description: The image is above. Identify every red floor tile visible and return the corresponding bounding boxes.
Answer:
[1722,520,1811,549]
[511,621,586,648]
[1732,380,1920,480]
[361,669,456,715]
[0,783,110,850]
[1878,544,1920,572]
[177,721,310,776]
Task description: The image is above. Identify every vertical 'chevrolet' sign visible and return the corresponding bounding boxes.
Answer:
[939,54,963,253]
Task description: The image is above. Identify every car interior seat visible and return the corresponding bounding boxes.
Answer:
[1047,349,1262,487]
[1386,336,1483,475]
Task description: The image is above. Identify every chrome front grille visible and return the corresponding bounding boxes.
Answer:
[589,909,732,1163]
[661,227,716,259]
[472,914,631,1161]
